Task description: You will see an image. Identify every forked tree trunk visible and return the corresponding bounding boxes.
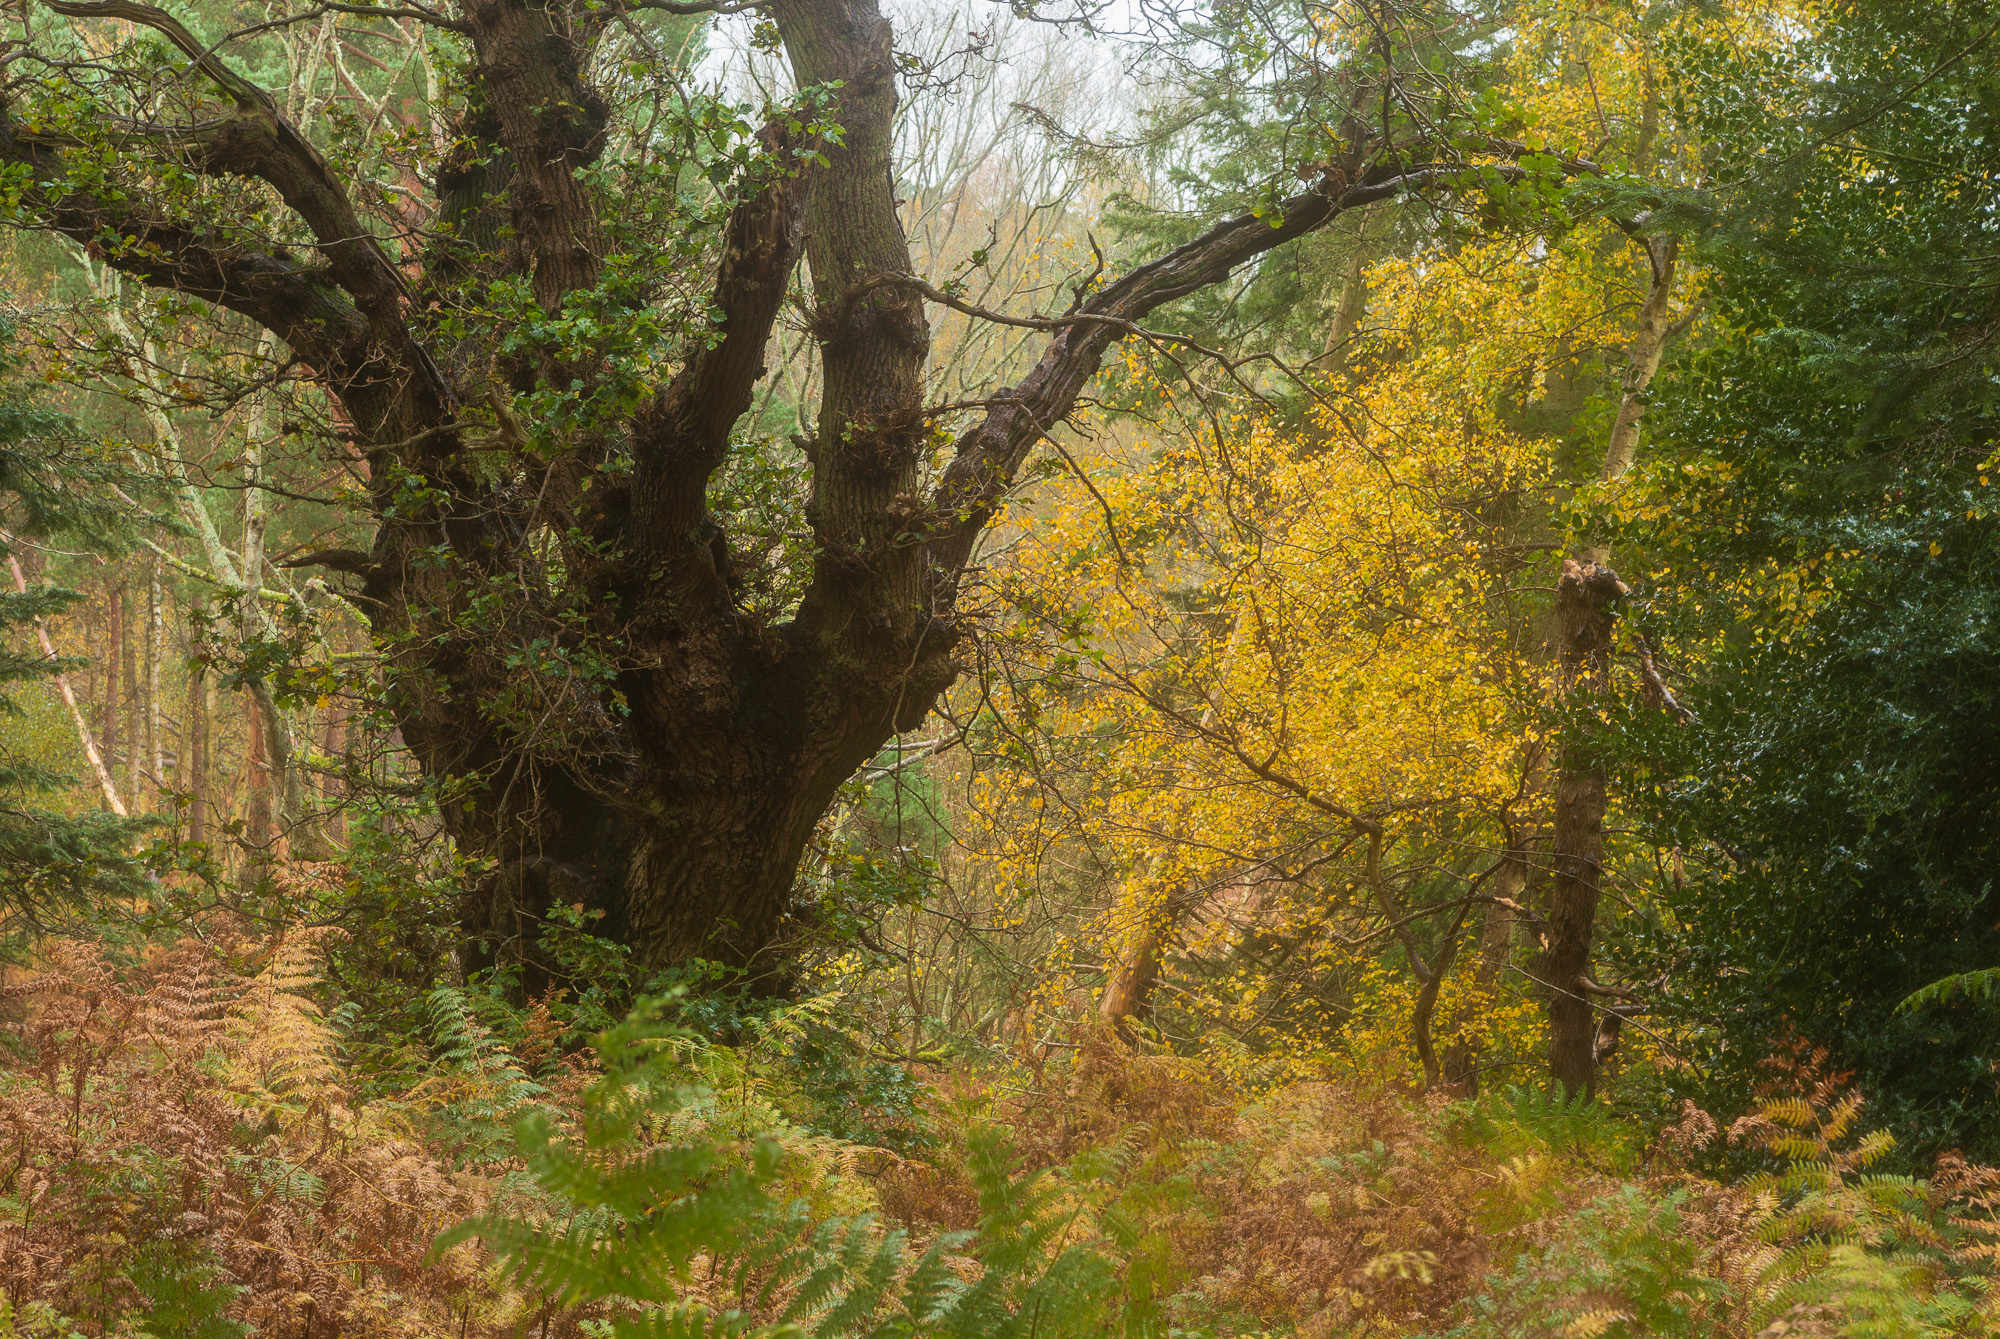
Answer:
[1543,560,1627,1099]
[4,0,1578,974]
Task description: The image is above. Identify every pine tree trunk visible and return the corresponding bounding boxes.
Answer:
[1543,560,1626,1099]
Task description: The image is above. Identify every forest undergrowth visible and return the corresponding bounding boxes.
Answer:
[6,916,1997,1339]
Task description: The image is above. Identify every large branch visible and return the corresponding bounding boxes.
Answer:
[23,1,454,446]
[921,159,1543,584]
[44,2,419,344]
[0,125,365,375]
[457,0,610,315]
[624,124,812,592]
[773,0,933,660]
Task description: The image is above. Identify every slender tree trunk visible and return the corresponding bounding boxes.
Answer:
[320,703,345,847]
[1583,228,1687,565]
[1099,864,1258,1038]
[1099,915,1168,1038]
[1543,560,1627,1099]
[245,690,273,859]
[1413,903,1473,1089]
[1475,857,1528,985]
[146,562,162,808]
[187,635,207,846]
[124,595,140,808]
[87,269,321,854]
[1539,215,1686,1094]
[4,545,126,815]
[1323,210,1375,373]
[1441,845,1533,1090]
[101,582,122,781]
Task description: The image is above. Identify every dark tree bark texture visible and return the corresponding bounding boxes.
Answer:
[0,0,1570,974]
[1543,559,1628,1099]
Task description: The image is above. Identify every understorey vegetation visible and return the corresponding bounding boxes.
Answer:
[2,0,1999,1333]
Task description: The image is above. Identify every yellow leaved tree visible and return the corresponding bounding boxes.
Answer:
[944,0,1791,1091]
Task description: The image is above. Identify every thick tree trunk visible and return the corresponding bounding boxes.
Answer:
[1543,560,1626,1099]
[6,0,1572,976]
[451,751,867,976]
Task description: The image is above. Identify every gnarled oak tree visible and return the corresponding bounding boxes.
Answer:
[0,0,1550,970]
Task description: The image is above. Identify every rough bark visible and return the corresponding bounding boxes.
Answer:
[1542,559,1627,1099]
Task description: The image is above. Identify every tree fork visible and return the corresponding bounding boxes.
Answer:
[0,0,1614,975]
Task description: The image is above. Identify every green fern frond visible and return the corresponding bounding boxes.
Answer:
[1898,966,2000,1012]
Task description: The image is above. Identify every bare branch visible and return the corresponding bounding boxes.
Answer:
[621,0,769,11]
[921,156,1558,583]
[278,548,377,576]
